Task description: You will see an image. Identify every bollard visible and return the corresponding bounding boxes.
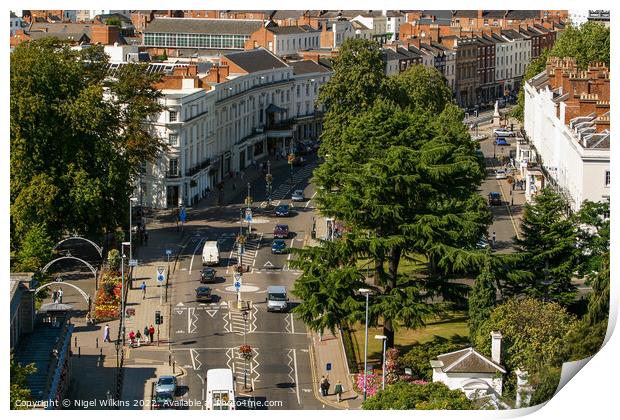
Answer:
[74,336,77,348]
[173,361,176,374]
[168,354,171,366]
[96,337,99,348]
[78,347,81,358]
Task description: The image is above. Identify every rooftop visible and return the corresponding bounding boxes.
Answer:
[433,347,506,374]
[224,48,289,73]
[289,59,331,75]
[144,18,264,35]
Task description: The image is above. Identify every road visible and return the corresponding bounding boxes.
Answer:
[168,155,325,410]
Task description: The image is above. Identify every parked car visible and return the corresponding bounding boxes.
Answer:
[154,376,177,396]
[200,267,216,283]
[488,192,502,206]
[493,128,514,137]
[291,189,305,202]
[195,286,213,303]
[152,392,175,410]
[274,224,289,239]
[495,169,508,180]
[494,138,509,146]
[477,236,489,249]
[275,204,290,217]
[271,239,287,254]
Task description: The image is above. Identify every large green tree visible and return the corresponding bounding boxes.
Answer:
[10,38,166,263]
[295,57,490,347]
[398,338,466,381]
[362,381,474,410]
[506,188,578,305]
[468,256,497,342]
[474,297,576,374]
[10,356,36,410]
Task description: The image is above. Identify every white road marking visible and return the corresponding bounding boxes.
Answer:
[305,191,317,208]
[205,309,218,317]
[176,302,185,306]
[291,312,295,334]
[190,348,198,370]
[293,348,301,405]
[189,238,205,275]
[288,238,294,260]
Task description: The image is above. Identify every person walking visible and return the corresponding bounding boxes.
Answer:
[140,281,147,300]
[57,288,63,303]
[103,324,111,342]
[135,330,142,347]
[335,380,343,402]
[128,330,136,346]
[324,376,331,396]
[52,290,58,304]
[320,376,327,396]
[144,326,150,344]
[492,231,496,248]
[148,325,155,343]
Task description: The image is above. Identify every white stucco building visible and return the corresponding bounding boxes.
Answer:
[135,48,332,209]
[522,57,610,211]
[10,12,23,36]
[431,332,506,400]
[497,30,531,93]
[267,25,321,57]
[384,10,404,42]
[352,13,388,44]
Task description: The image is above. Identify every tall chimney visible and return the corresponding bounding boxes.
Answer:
[491,331,502,364]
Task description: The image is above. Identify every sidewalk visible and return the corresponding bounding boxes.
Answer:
[121,363,186,410]
[307,215,362,409]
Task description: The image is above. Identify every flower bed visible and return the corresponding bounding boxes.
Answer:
[94,272,122,322]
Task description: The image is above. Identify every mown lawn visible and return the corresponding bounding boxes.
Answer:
[349,311,470,368]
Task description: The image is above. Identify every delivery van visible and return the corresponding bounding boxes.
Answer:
[202,241,220,266]
[266,285,289,312]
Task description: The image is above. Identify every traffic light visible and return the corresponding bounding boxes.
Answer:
[155,310,162,325]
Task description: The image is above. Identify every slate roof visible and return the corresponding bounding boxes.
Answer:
[290,59,331,75]
[272,10,306,20]
[267,25,318,35]
[144,18,264,35]
[224,48,289,73]
[501,29,526,40]
[434,348,506,374]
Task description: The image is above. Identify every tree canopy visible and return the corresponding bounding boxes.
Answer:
[362,381,474,410]
[10,356,36,410]
[10,38,166,268]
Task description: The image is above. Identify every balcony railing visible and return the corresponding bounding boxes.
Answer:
[266,118,296,130]
[185,158,212,177]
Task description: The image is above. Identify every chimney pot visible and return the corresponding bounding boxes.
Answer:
[491,331,502,365]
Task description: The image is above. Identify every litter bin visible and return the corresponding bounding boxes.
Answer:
[311,230,316,239]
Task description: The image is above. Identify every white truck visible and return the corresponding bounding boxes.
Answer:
[206,368,235,410]
[202,241,220,266]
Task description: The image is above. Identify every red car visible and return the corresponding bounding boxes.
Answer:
[274,224,289,239]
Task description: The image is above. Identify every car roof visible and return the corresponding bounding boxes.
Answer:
[294,189,303,193]
[489,192,501,196]
[276,224,289,229]
[273,239,285,243]
[159,375,175,380]
[267,285,286,293]
[196,286,211,291]
[277,203,289,208]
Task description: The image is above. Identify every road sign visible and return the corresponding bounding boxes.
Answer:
[234,281,241,290]
[244,208,252,222]
[128,259,138,267]
[165,249,172,256]
[326,363,332,371]
[156,266,166,283]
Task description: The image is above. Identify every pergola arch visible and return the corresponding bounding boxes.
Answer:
[53,236,103,258]
[41,256,98,279]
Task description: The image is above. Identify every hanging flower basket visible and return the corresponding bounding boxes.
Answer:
[239,345,253,360]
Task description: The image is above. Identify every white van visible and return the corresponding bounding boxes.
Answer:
[266,285,289,312]
[206,368,235,410]
[202,241,220,266]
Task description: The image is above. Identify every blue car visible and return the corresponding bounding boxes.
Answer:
[494,138,509,146]
[275,204,290,217]
[271,239,287,254]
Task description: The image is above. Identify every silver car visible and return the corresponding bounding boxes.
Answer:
[154,376,177,395]
[291,189,304,201]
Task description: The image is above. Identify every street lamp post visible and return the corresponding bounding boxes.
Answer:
[120,241,130,345]
[266,160,273,206]
[128,197,137,261]
[358,288,372,401]
[375,335,387,391]
[246,182,251,237]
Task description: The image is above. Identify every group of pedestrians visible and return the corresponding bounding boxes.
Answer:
[102,324,155,346]
[320,376,344,402]
[51,288,64,304]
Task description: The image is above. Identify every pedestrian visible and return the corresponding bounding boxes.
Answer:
[232,183,236,191]
[58,288,63,303]
[240,171,245,180]
[135,330,142,347]
[52,290,58,303]
[144,326,150,344]
[259,162,263,172]
[512,181,515,191]
[324,376,331,396]
[128,330,136,346]
[335,380,343,402]
[149,325,155,343]
[144,230,148,245]
[320,376,327,396]
[103,324,111,342]
[140,281,146,299]
[492,231,496,248]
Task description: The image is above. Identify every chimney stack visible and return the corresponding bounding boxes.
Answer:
[491,331,502,365]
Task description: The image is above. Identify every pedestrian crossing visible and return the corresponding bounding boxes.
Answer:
[226,304,257,336]
[226,234,262,273]
[259,164,316,208]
